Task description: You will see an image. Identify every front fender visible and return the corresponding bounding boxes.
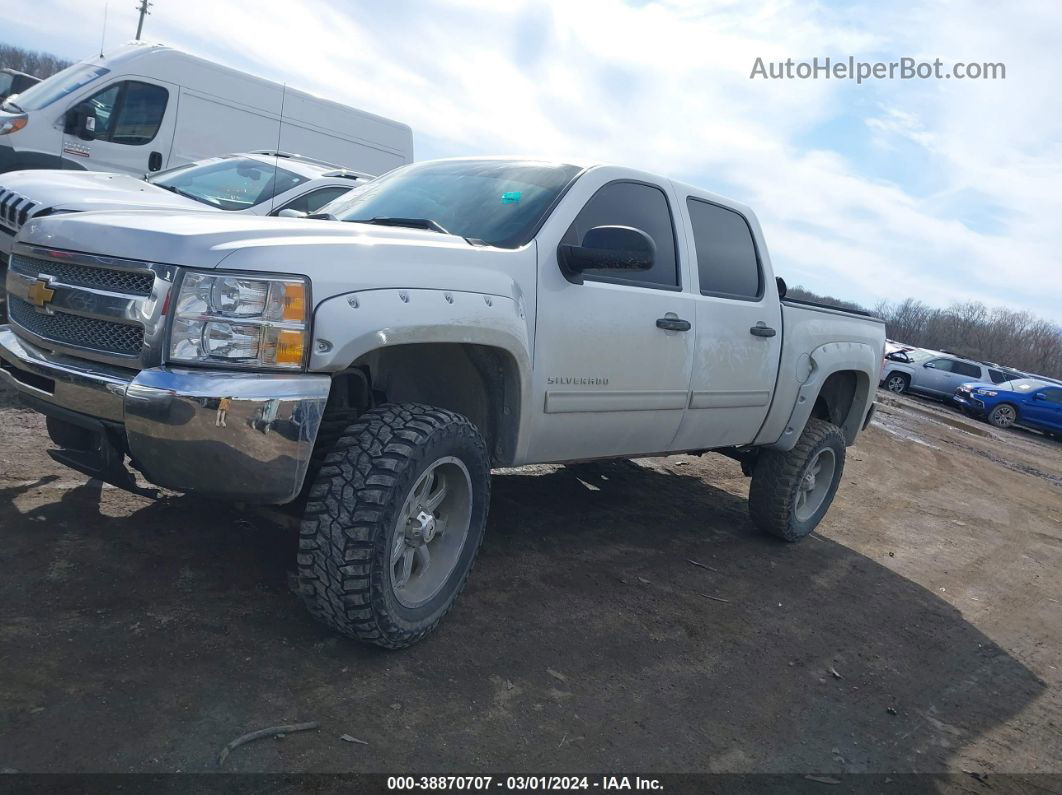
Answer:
[310,288,532,373]
[309,287,534,459]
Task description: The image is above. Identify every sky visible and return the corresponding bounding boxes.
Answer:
[4,0,1060,322]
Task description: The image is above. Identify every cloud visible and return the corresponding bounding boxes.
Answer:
[8,0,1062,322]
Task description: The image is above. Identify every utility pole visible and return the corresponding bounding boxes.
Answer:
[135,0,152,40]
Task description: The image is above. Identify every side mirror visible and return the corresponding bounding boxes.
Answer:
[557,225,655,285]
[1034,392,1047,401]
[775,276,787,298]
[924,362,936,368]
[65,104,96,140]
[276,208,307,218]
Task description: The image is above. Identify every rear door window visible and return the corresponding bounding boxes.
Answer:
[686,198,762,299]
[951,361,981,378]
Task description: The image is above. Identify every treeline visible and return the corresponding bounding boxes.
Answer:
[789,286,1062,380]
[0,43,71,80]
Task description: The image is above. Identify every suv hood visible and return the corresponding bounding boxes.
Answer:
[0,169,207,214]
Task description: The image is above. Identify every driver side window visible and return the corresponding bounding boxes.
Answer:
[562,181,679,289]
[71,81,169,146]
[928,358,954,372]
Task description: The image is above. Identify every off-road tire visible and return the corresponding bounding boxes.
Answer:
[987,403,1018,429]
[883,372,909,394]
[298,403,491,648]
[748,418,846,542]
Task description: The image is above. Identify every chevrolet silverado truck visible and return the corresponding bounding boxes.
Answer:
[0,157,885,648]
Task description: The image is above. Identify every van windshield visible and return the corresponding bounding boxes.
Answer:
[326,159,582,248]
[147,156,309,211]
[6,64,110,112]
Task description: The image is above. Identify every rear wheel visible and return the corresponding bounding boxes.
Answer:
[749,418,846,542]
[884,373,909,394]
[297,403,491,648]
[987,403,1018,429]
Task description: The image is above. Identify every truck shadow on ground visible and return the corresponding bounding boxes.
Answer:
[0,461,1045,774]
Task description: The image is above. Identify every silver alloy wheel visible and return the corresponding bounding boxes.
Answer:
[390,456,473,608]
[886,375,906,393]
[992,405,1017,428]
[793,447,837,522]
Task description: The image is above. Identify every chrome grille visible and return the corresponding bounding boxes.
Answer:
[9,297,145,356]
[10,253,154,296]
[6,245,178,370]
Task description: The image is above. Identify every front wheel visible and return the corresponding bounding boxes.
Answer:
[297,403,491,648]
[987,403,1018,429]
[748,418,846,542]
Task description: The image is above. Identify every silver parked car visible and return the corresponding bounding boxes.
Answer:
[880,349,1025,398]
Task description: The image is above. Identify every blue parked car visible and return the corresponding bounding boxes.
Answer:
[953,378,1062,437]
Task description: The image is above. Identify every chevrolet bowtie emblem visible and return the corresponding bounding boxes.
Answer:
[27,278,56,308]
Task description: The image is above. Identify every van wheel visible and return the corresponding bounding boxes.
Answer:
[987,403,1018,429]
[297,403,491,648]
[884,373,909,394]
[748,418,846,542]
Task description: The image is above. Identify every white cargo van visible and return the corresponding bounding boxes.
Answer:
[0,41,413,177]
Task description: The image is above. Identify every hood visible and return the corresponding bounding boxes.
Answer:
[16,210,532,303]
[0,170,208,214]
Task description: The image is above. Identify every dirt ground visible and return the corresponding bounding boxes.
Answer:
[1,380,1060,777]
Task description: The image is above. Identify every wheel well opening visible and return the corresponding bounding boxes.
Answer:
[812,370,870,445]
[332,343,521,466]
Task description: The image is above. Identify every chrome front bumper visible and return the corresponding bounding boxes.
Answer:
[0,325,331,503]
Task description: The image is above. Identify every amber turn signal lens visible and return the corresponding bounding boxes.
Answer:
[273,329,305,365]
[282,282,307,323]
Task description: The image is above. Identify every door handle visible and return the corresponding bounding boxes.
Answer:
[656,317,691,332]
[148,151,162,172]
[750,324,776,338]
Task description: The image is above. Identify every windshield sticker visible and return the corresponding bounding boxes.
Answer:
[501,191,522,203]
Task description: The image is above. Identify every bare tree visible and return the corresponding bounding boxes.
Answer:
[0,42,72,80]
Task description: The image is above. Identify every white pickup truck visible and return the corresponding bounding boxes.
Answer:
[0,157,885,648]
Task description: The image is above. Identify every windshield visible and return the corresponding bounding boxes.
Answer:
[327,159,582,248]
[902,349,938,363]
[147,156,309,211]
[6,63,109,112]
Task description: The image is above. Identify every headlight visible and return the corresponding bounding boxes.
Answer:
[168,271,310,370]
[0,115,28,135]
[976,390,998,397]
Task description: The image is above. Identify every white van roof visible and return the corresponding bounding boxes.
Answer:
[85,42,413,157]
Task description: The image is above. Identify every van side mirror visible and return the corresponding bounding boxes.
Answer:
[557,225,655,285]
[65,104,96,141]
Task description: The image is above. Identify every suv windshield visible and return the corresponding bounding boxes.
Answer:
[5,64,109,112]
[147,156,309,211]
[327,159,582,248]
